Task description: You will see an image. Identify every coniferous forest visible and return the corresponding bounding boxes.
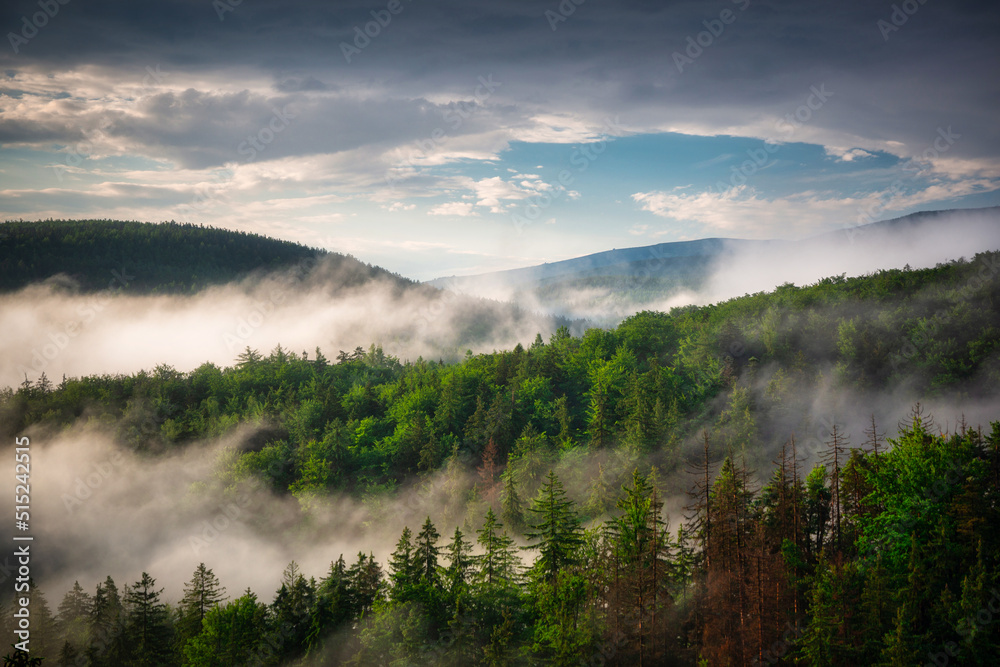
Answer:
[2,242,1000,665]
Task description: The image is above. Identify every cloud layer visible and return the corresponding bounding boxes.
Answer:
[1,0,998,275]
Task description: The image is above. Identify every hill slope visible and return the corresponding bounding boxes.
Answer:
[0,219,414,294]
[429,206,1000,321]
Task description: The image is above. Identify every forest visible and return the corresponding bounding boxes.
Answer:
[2,248,999,665]
[0,220,411,294]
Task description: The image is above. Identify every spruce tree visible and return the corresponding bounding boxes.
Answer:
[56,581,91,651]
[88,576,125,666]
[124,572,173,666]
[176,563,227,653]
[525,470,583,583]
[444,526,474,595]
[306,555,350,655]
[415,516,441,586]
[270,561,316,662]
[475,508,520,589]
[500,469,526,534]
[389,527,418,601]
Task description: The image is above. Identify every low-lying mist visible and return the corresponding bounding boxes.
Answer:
[3,418,475,606]
[437,209,1000,323]
[6,367,996,609]
[0,257,573,390]
[2,208,999,612]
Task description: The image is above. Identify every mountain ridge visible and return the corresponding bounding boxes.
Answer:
[428,206,1000,288]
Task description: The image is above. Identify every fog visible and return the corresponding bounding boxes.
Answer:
[435,208,1000,323]
[7,365,996,611]
[700,210,1000,306]
[1,208,998,615]
[0,258,573,391]
[1,419,486,607]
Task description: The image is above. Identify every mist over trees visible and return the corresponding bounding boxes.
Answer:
[3,415,998,665]
[2,238,999,663]
[0,220,345,294]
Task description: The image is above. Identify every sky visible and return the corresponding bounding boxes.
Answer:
[1,0,999,280]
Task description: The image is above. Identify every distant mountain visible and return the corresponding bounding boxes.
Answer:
[0,219,414,294]
[0,219,583,362]
[428,206,1000,322]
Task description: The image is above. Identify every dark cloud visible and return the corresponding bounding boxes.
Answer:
[0,0,996,186]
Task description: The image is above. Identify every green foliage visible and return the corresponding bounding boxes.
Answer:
[525,471,584,584]
[183,591,268,666]
[124,572,173,665]
[6,253,1000,664]
[0,219,410,294]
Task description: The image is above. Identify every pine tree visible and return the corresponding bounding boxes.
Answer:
[582,462,616,518]
[56,580,91,623]
[389,527,419,601]
[525,470,583,583]
[821,424,849,554]
[500,469,526,534]
[444,526,474,595]
[56,581,91,651]
[607,469,673,665]
[346,552,383,619]
[26,584,56,661]
[176,563,227,652]
[475,508,520,589]
[88,576,125,666]
[124,572,173,666]
[57,641,79,667]
[684,430,714,570]
[415,516,442,586]
[306,556,350,656]
[183,590,269,666]
[702,456,755,666]
[270,561,316,661]
[478,437,501,504]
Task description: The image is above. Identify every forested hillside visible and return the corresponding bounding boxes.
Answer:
[2,251,999,664]
[0,219,412,294]
[429,207,1000,322]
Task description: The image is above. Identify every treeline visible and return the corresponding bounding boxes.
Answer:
[0,220,412,294]
[3,253,1000,664]
[5,414,999,664]
[3,252,999,496]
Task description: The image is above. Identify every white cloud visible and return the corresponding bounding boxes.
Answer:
[428,201,478,216]
[826,147,875,162]
[632,178,1000,238]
